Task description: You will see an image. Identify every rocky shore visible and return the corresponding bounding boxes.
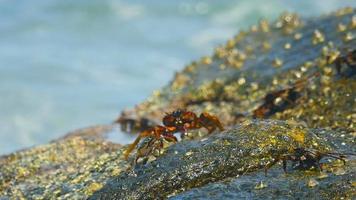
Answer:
[1,8,355,199]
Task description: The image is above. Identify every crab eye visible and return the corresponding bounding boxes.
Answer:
[175,119,183,125]
[163,115,175,126]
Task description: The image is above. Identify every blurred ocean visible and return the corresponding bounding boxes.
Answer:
[0,0,355,155]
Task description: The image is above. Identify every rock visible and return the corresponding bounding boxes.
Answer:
[0,125,128,199]
[100,8,356,199]
[170,162,355,200]
[117,8,356,133]
[89,120,355,199]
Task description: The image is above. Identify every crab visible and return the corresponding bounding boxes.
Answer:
[264,147,350,175]
[253,86,301,118]
[123,110,224,160]
[115,110,153,133]
[253,72,318,118]
[328,49,356,75]
[162,110,224,136]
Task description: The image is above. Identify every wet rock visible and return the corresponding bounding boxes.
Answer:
[90,120,354,199]
[170,161,355,200]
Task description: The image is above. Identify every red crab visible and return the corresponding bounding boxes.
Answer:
[123,110,224,160]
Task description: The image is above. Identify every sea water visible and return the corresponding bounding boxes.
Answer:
[0,0,355,155]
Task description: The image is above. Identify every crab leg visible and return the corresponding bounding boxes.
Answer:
[123,135,143,160]
[123,128,158,160]
[198,112,225,134]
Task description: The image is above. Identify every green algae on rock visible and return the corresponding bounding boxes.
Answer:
[90,120,353,200]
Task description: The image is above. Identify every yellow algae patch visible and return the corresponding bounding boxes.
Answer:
[111,168,122,176]
[288,129,306,144]
[352,181,356,187]
[201,56,213,65]
[171,73,191,91]
[71,174,86,184]
[327,50,340,64]
[312,29,325,45]
[335,7,354,16]
[85,182,103,196]
[343,32,354,42]
[272,58,283,68]
[337,23,347,32]
[294,32,302,40]
[16,167,30,178]
[262,41,271,52]
[350,15,356,29]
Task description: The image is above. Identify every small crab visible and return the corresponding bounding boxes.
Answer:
[162,110,224,136]
[115,110,153,133]
[253,73,318,118]
[264,148,350,175]
[253,86,301,118]
[328,49,356,75]
[123,110,224,160]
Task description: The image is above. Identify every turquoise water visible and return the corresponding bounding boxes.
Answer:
[0,0,355,155]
